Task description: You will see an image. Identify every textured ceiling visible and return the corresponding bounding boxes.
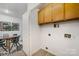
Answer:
[0,3,27,18]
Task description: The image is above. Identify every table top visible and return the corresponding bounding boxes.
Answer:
[0,35,20,40]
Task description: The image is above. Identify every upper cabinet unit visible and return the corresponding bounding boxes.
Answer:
[44,4,53,23]
[52,3,65,22]
[65,3,79,20]
[38,8,45,24]
[38,3,79,25]
[38,4,53,24]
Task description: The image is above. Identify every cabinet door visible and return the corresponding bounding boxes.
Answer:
[52,3,65,22]
[38,9,44,24]
[65,3,79,20]
[44,4,53,23]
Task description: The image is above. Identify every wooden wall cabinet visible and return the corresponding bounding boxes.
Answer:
[38,3,65,25]
[38,9,45,24]
[44,4,53,23]
[52,3,65,22]
[38,4,53,24]
[65,3,79,20]
[38,3,79,25]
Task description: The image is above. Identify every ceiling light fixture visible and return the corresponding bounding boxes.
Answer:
[4,9,11,14]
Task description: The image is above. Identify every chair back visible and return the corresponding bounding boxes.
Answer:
[14,36,20,43]
[13,34,17,36]
[0,36,3,42]
[0,35,6,43]
[0,36,5,46]
[12,34,20,43]
[0,39,4,43]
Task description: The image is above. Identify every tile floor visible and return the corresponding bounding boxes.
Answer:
[0,47,26,56]
[32,49,55,56]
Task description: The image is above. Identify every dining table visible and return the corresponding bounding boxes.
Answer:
[0,35,20,53]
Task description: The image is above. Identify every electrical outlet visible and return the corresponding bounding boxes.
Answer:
[64,34,71,38]
[45,47,48,49]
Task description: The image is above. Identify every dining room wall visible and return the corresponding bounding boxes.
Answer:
[0,14,22,43]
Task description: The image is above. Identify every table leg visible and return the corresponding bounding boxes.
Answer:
[6,39,10,53]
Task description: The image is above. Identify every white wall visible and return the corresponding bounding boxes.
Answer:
[40,20,79,56]
[0,14,22,43]
[22,3,40,55]
[27,3,40,11]
[23,3,79,56]
[29,9,41,55]
[22,11,30,55]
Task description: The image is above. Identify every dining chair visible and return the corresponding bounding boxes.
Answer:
[3,34,9,48]
[10,34,21,51]
[0,39,7,52]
